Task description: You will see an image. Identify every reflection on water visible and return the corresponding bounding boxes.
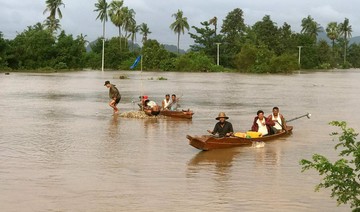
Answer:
[1,70,357,211]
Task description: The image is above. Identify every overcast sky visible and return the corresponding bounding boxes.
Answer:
[0,0,359,50]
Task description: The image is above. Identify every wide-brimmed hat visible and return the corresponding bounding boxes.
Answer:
[104,80,110,86]
[216,112,229,120]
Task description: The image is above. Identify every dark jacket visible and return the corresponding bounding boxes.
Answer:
[251,117,275,132]
[109,84,121,99]
[212,121,234,138]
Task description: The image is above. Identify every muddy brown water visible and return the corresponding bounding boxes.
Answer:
[1,70,359,211]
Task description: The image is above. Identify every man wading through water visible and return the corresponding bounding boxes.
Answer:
[104,81,121,114]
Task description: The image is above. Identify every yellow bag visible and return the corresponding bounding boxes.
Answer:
[234,132,246,138]
[246,131,262,138]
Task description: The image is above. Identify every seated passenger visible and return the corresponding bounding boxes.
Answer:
[138,95,148,110]
[169,94,179,111]
[144,99,160,116]
[267,106,287,132]
[162,94,172,110]
[207,112,234,137]
[251,110,275,136]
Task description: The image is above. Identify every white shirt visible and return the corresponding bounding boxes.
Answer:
[163,99,171,109]
[256,118,268,136]
[147,101,157,108]
[271,114,282,130]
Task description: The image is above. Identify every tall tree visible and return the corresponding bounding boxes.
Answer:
[139,23,151,44]
[94,0,109,72]
[121,7,136,49]
[43,17,61,34]
[220,8,246,67]
[326,22,339,51]
[251,15,280,54]
[128,23,139,51]
[170,9,190,54]
[109,0,124,50]
[43,0,65,34]
[339,18,352,65]
[209,16,217,35]
[301,15,322,42]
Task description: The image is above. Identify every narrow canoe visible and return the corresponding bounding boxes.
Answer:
[186,126,293,151]
[160,110,194,119]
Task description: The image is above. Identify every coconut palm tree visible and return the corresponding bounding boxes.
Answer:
[139,23,151,44]
[129,23,139,51]
[339,18,352,65]
[109,0,124,50]
[121,7,136,49]
[44,17,61,34]
[301,15,322,42]
[43,0,65,19]
[43,0,65,33]
[94,0,108,72]
[209,16,217,35]
[170,9,189,54]
[326,22,339,51]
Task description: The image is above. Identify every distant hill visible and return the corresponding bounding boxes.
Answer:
[86,40,186,54]
[162,44,186,54]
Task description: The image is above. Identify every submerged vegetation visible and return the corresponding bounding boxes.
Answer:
[1,0,360,73]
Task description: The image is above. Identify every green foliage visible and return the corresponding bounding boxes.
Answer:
[300,121,360,210]
[0,32,9,68]
[220,8,246,68]
[173,51,215,72]
[142,39,171,70]
[234,43,276,73]
[157,76,167,80]
[269,53,298,73]
[348,43,360,68]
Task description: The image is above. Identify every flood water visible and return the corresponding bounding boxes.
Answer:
[1,70,359,211]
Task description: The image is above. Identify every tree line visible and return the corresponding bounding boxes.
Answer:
[1,0,360,73]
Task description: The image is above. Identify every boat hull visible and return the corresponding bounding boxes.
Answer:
[160,110,194,119]
[186,126,293,151]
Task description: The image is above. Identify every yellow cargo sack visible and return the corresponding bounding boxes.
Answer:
[234,132,246,138]
[246,131,262,138]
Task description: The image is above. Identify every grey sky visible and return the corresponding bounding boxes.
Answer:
[0,0,359,50]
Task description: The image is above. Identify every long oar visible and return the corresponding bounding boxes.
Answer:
[287,113,311,123]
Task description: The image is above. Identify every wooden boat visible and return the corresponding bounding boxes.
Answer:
[186,126,293,151]
[160,109,194,119]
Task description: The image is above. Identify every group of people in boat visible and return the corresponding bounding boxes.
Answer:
[104,80,181,116]
[208,107,287,138]
[103,81,286,137]
[138,94,180,116]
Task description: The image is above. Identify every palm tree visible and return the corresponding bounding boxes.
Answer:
[43,0,65,33]
[109,0,124,50]
[339,18,352,65]
[43,0,65,19]
[129,23,139,51]
[94,0,109,72]
[301,15,322,42]
[326,22,339,52]
[209,16,217,35]
[44,17,61,33]
[170,9,189,54]
[121,7,136,49]
[139,23,151,44]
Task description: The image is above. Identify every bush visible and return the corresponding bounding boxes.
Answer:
[173,51,215,72]
[300,121,360,210]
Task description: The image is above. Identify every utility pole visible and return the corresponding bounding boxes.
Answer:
[215,43,221,66]
[297,46,303,69]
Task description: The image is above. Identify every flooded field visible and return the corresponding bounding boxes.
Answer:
[1,70,359,211]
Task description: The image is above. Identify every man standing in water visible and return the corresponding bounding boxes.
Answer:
[104,81,121,114]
